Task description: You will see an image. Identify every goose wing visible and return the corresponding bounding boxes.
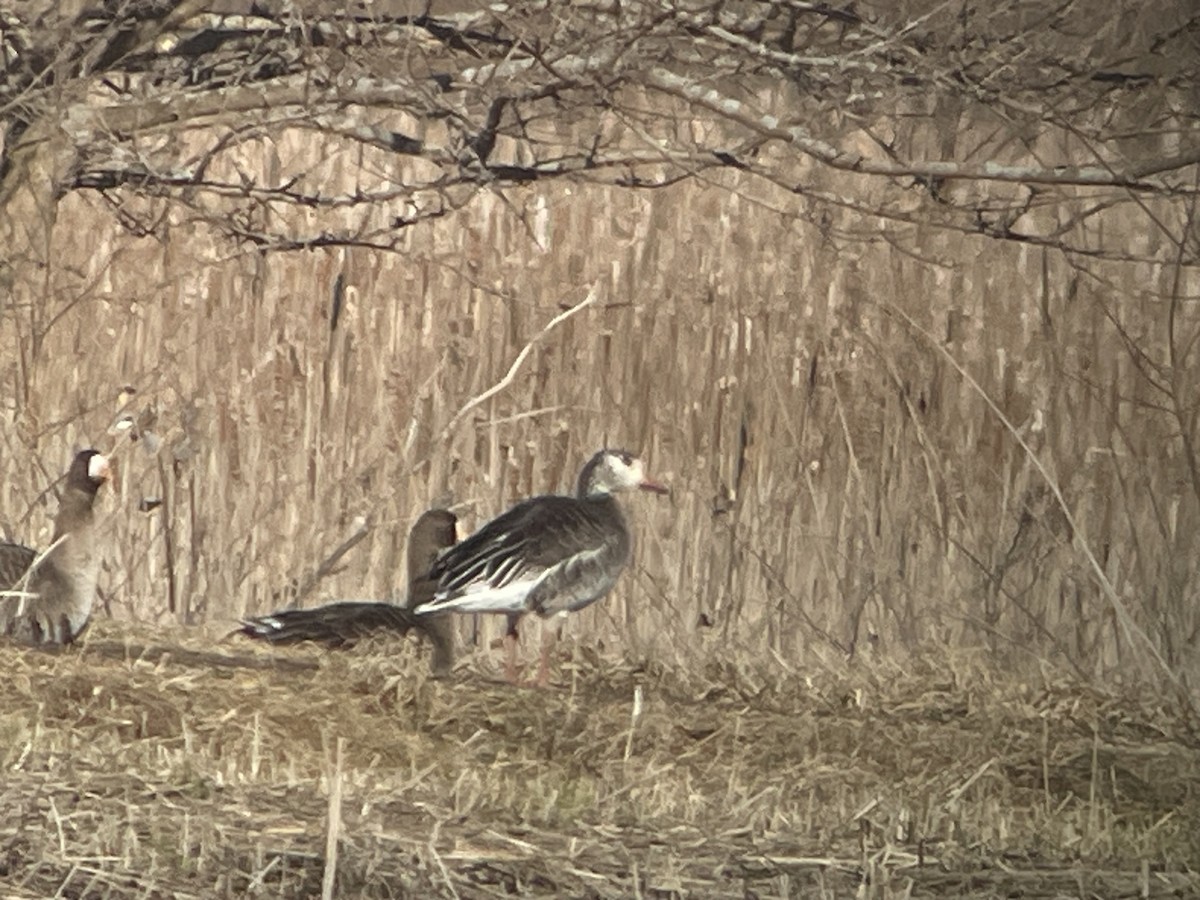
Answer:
[0,543,38,592]
[417,495,623,615]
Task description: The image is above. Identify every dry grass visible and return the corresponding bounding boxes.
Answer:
[1,623,1197,898]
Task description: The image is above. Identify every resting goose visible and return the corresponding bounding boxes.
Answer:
[238,509,459,677]
[1,450,112,646]
[413,448,668,684]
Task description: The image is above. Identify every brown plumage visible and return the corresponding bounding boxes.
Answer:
[1,450,112,646]
[237,509,459,677]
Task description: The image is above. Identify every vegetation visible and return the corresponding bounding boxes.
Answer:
[1,0,1198,895]
[2,625,1198,897]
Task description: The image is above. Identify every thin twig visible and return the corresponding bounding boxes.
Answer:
[288,516,372,609]
[426,818,461,900]
[4,534,67,618]
[439,284,599,442]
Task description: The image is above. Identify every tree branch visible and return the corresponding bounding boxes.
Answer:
[440,284,600,442]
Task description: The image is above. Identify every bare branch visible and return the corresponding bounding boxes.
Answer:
[440,284,600,441]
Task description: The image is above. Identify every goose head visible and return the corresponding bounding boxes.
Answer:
[577,449,669,499]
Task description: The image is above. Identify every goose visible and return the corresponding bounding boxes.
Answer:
[1,450,112,645]
[413,448,668,684]
[238,509,459,677]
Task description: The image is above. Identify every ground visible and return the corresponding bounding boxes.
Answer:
[1,623,1198,899]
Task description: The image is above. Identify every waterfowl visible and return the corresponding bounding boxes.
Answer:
[1,450,112,645]
[414,448,668,684]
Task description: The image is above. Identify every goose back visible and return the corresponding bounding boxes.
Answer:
[421,493,631,617]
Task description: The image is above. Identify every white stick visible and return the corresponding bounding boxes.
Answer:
[321,736,345,900]
[440,284,600,441]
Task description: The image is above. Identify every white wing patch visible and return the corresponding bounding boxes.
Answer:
[414,572,548,615]
[415,540,622,618]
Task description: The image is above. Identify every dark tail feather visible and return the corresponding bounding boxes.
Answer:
[238,601,455,678]
[238,601,419,648]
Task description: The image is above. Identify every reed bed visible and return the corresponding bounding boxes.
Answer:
[3,158,1196,687]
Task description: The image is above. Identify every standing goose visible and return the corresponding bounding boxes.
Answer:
[1,450,112,646]
[413,448,668,684]
[238,509,459,677]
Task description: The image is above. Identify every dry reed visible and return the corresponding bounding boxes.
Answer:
[2,137,1195,688]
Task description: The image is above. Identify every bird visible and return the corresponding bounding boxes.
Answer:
[1,450,112,646]
[413,448,668,685]
[237,509,459,677]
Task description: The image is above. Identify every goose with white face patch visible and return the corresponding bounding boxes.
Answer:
[413,448,668,685]
[0,450,112,646]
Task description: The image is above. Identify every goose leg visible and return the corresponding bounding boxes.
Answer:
[534,626,554,688]
[533,615,565,688]
[503,614,521,684]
